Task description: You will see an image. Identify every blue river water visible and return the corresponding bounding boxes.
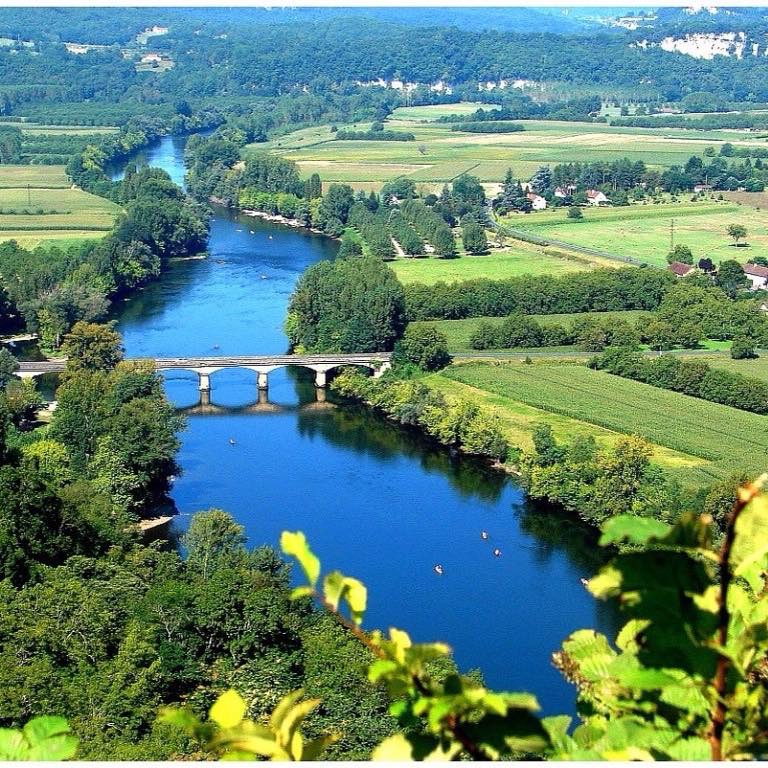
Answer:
[111,135,618,715]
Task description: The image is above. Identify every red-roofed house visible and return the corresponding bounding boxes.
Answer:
[744,262,768,291]
[586,189,609,206]
[668,261,694,278]
[526,192,547,210]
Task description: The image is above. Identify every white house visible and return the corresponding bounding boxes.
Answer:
[586,189,609,206]
[554,184,577,198]
[526,192,547,210]
[744,263,768,291]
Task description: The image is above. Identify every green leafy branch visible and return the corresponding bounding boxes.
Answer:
[160,687,339,761]
[0,717,78,761]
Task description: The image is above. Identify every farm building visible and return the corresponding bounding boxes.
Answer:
[668,261,695,278]
[744,262,768,291]
[693,183,713,193]
[586,189,609,206]
[140,52,164,64]
[527,192,547,210]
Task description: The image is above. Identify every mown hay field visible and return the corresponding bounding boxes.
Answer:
[437,360,768,487]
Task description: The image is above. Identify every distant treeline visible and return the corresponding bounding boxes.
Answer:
[452,121,524,133]
[612,114,768,131]
[438,95,602,124]
[335,128,414,141]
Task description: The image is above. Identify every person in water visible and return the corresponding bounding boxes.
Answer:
[481,530,489,540]
[493,548,501,557]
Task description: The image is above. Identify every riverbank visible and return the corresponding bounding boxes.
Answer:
[241,207,328,236]
[331,362,714,531]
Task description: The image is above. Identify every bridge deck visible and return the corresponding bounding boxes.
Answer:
[17,352,392,375]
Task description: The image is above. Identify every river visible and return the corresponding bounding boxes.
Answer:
[110,135,617,715]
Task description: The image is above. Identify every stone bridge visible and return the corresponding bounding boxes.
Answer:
[16,353,392,396]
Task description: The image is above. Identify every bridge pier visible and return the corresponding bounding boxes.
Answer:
[198,372,211,393]
[258,371,269,390]
[373,361,392,379]
[200,389,211,406]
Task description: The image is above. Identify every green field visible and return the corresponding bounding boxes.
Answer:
[389,103,499,121]
[436,361,768,487]
[703,354,768,383]
[0,166,120,248]
[412,310,650,351]
[260,110,764,193]
[388,238,616,285]
[508,199,762,267]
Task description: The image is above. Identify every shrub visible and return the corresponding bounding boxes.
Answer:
[731,335,757,359]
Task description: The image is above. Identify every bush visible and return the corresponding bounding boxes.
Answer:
[567,206,583,220]
[731,335,757,359]
[469,321,499,350]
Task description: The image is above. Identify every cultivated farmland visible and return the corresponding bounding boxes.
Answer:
[261,110,766,193]
[439,360,768,487]
[0,165,120,249]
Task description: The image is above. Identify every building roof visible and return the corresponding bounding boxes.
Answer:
[744,263,768,278]
[586,189,606,199]
[526,192,544,201]
[669,261,694,277]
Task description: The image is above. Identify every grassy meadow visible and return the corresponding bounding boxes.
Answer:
[0,165,120,249]
[508,199,762,267]
[434,360,768,488]
[389,238,616,285]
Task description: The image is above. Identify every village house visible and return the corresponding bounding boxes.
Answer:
[693,183,712,193]
[744,262,768,291]
[668,261,695,278]
[586,189,609,206]
[554,184,577,198]
[527,192,547,210]
[140,52,164,64]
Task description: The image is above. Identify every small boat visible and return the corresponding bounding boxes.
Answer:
[580,578,589,587]
[434,564,444,575]
[260,274,268,279]
[268,235,273,240]
[236,229,243,232]
[229,438,236,446]
[493,548,501,558]
[249,230,255,234]
[481,530,489,540]
[212,344,220,350]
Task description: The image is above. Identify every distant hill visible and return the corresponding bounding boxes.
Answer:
[167,6,598,34]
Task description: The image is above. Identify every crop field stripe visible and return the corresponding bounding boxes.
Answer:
[512,365,768,457]
[444,364,768,465]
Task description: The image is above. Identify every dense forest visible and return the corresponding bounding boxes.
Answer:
[2,8,768,129]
